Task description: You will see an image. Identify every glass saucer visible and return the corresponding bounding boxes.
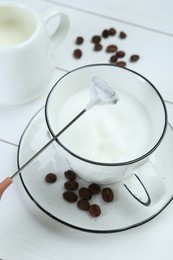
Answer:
[18,108,173,233]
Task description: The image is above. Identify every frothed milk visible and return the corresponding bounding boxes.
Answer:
[56,88,152,163]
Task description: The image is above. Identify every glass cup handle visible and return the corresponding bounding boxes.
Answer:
[123,160,165,206]
[40,6,69,47]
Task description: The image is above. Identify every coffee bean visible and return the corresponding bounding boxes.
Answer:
[106,44,118,53]
[64,170,77,181]
[102,188,114,202]
[94,43,103,51]
[64,180,79,190]
[116,50,125,58]
[109,28,116,36]
[79,187,92,200]
[77,199,90,210]
[119,31,127,39]
[91,35,101,43]
[73,49,82,59]
[63,191,78,202]
[116,61,126,67]
[45,173,57,183]
[102,29,109,38]
[110,54,118,63]
[130,54,140,62]
[75,36,84,45]
[88,183,101,194]
[89,204,101,217]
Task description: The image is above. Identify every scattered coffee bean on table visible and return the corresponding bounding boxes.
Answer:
[72,26,140,67]
[88,183,101,194]
[119,31,127,39]
[106,44,118,53]
[110,54,118,63]
[64,170,77,181]
[116,50,125,58]
[91,35,101,43]
[75,36,84,45]
[109,27,116,36]
[94,43,103,51]
[130,54,140,62]
[102,29,109,38]
[116,61,127,67]
[63,191,78,202]
[102,188,114,202]
[77,199,90,210]
[73,49,82,59]
[64,180,79,190]
[89,204,101,217]
[45,173,57,183]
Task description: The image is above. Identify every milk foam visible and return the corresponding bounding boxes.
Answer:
[56,88,152,163]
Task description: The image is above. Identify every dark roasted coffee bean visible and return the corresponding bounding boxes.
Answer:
[64,170,77,181]
[75,36,84,45]
[102,188,114,202]
[89,204,101,217]
[45,173,57,183]
[73,49,82,58]
[94,43,103,51]
[130,54,140,62]
[63,191,78,202]
[109,28,116,36]
[91,35,101,43]
[110,54,118,63]
[119,31,127,39]
[64,180,79,190]
[106,44,118,53]
[77,199,90,210]
[88,183,101,194]
[116,50,125,58]
[116,61,126,67]
[79,187,92,200]
[102,29,109,38]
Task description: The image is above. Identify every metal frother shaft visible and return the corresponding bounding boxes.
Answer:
[0,77,119,199]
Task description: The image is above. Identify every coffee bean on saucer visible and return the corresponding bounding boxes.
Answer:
[77,199,90,210]
[75,36,84,45]
[94,43,103,51]
[106,44,118,53]
[63,191,78,202]
[116,61,126,67]
[102,188,114,202]
[45,173,57,183]
[89,204,101,217]
[91,35,101,43]
[119,31,127,39]
[73,49,82,58]
[64,170,77,181]
[130,54,140,62]
[79,187,92,200]
[64,180,79,190]
[88,183,101,194]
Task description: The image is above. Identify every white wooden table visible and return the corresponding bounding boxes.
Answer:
[0,0,173,259]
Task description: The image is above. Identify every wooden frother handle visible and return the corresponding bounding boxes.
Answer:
[0,177,13,199]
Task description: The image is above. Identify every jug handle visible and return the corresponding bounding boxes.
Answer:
[40,6,69,47]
